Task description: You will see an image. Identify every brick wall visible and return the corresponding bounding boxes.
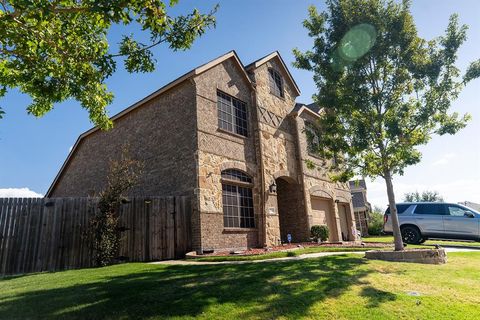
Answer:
[49,81,198,199]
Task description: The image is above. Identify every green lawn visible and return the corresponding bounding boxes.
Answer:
[1,252,480,319]
[363,235,480,248]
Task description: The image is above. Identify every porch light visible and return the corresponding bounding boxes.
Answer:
[269,181,277,194]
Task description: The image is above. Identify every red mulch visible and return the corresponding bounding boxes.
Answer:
[200,241,392,257]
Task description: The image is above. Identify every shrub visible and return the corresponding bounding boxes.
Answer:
[311,225,329,242]
[368,211,384,236]
[89,146,143,267]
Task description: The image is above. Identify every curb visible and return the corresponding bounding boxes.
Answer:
[425,244,480,250]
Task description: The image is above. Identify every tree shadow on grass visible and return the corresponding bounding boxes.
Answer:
[0,255,373,319]
[360,286,397,308]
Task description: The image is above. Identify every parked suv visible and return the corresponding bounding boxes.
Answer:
[383,202,480,244]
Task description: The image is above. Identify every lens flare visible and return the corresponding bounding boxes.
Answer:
[331,23,377,71]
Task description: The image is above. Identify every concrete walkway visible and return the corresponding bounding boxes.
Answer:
[151,247,478,266]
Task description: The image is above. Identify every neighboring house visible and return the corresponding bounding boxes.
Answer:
[349,180,371,236]
[47,50,356,253]
[459,201,480,212]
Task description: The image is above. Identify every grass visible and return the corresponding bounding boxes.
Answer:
[363,235,480,248]
[1,252,480,319]
[192,246,393,262]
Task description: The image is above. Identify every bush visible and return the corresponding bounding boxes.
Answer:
[89,146,143,267]
[368,211,384,236]
[311,225,329,242]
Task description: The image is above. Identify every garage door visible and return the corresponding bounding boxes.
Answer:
[311,197,332,226]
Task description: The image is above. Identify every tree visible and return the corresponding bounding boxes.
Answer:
[0,1,217,128]
[293,0,480,251]
[367,206,385,236]
[90,146,143,266]
[404,190,444,202]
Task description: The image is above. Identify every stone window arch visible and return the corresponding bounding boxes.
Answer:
[221,169,255,228]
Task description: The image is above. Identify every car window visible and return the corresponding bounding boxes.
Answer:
[446,205,471,217]
[414,204,445,215]
[385,204,410,214]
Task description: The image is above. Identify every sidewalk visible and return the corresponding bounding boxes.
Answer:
[150,247,478,266]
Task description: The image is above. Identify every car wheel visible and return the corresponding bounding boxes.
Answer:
[401,226,422,244]
[418,237,427,244]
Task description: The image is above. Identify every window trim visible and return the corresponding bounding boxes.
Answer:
[305,121,321,155]
[221,169,255,229]
[217,90,249,137]
[268,68,285,98]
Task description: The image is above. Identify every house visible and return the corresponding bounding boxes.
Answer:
[460,201,480,211]
[349,180,371,236]
[46,50,356,253]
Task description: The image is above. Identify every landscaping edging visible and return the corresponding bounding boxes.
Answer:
[365,248,447,264]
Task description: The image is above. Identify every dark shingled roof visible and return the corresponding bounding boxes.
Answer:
[291,103,321,114]
[349,179,367,190]
[352,191,366,209]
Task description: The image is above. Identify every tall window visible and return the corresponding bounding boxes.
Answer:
[221,169,255,228]
[305,121,321,153]
[217,91,248,137]
[268,68,284,98]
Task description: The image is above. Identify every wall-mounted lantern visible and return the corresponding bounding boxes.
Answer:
[269,181,277,194]
[335,199,340,204]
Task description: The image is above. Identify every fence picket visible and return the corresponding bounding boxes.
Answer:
[0,196,191,276]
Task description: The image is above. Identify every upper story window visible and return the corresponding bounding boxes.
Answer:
[305,121,321,153]
[268,68,284,98]
[217,91,248,137]
[221,169,255,228]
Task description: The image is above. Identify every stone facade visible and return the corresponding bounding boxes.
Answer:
[47,51,357,253]
[350,180,371,236]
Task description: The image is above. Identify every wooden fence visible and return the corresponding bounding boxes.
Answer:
[0,196,192,276]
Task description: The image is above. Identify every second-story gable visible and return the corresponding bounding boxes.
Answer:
[246,52,300,121]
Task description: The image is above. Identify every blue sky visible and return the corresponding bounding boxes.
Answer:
[0,0,479,208]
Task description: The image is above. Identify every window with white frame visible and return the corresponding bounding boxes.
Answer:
[268,68,284,98]
[305,121,321,153]
[217,91,248,137]
[221,169,255,228]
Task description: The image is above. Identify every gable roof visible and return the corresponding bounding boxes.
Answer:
[349,179,367,190]
[245,51,301,96]
[46,50,253,197]
[290,102,321,118]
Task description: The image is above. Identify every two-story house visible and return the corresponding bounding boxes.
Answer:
[46,50,356,253]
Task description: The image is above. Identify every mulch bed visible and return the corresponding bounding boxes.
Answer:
[200,241,393,257]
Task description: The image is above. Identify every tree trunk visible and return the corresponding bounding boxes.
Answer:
[384,170,404,251]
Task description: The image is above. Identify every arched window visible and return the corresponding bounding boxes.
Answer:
[268,68,284,98]
[221,169,255,228]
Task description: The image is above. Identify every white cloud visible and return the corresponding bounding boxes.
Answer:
[0,188,43,198]
[432,153,456,166]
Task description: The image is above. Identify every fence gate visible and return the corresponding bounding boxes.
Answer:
[0,196,192,276]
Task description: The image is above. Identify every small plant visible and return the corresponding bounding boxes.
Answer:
[311,225,329,243]
[89,145,143,267]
